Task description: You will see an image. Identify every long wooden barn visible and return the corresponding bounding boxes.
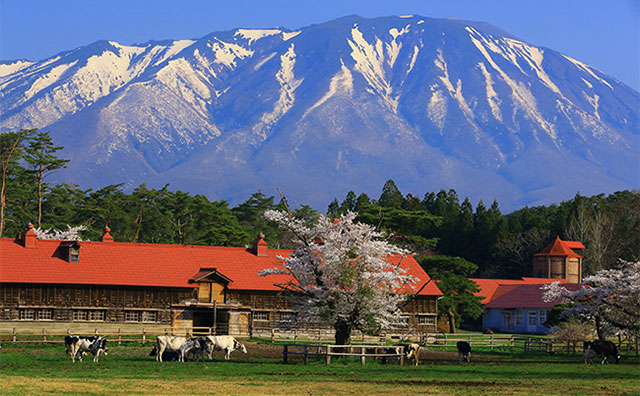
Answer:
[0,225,442,336]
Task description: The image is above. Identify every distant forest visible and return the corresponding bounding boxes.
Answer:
[2,129,639,279]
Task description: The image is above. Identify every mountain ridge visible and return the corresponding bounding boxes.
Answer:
[1,15,637,211]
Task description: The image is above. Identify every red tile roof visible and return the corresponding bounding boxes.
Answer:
[0,238,441,296]
[470,277,569,304]
[484,283,581,309]
[533,237,583,258]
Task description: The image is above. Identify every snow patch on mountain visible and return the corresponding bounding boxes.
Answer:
[254,52,277,71]
[234,29,281,44]
[348,27,398,112]
[477,61,502,121]
[466,26,557,141]
[562,54,614,90]
[208,39,254,68]
[282,31,301,41]
[303,59,353,118]
[427,87,447,130]
[0,60,35,78]
[253,44,303,139]
[152,40,196,66]
[23,61,78,101]
[407,45,420,75]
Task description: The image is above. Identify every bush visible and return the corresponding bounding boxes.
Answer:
[550,319,595,341]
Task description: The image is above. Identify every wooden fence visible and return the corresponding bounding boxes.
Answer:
[283,344,407,365]
[524,337,639,356]
[420,333,516,349]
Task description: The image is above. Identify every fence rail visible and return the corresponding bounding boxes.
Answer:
[523,337,639,356]
[283,344,406,365]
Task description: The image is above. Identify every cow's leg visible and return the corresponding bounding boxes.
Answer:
[157,345,165,362]
[225,348,231,360]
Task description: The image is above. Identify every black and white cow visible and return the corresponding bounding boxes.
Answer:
[457,341,472,362]
[397,343,420,366]
[184,336,210,362]
[64,335,108,363]
[584,340,620,364]
[205,335,247,360]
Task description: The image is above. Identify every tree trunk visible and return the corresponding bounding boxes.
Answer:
[334,319,352,345]
[595,316,605,341]
[447,309,456,334]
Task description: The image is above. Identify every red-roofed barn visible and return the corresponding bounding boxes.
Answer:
[0,226,441,336]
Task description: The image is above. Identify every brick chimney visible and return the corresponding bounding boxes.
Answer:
[23,223,37,248]
[253,233,268,257]
[99,226,114,242]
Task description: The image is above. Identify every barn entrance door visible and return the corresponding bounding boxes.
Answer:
[192,309,214,334]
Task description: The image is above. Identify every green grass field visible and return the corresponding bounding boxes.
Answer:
[1,342,638,396]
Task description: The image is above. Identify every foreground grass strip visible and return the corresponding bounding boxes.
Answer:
[1,344,638,396]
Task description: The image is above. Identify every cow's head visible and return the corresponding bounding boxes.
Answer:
[99,338,108,355]
[234,340,247,354]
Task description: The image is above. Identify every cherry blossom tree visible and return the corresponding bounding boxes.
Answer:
[260,210,418,345]
[542,260,640,340]
[34,225,86,241]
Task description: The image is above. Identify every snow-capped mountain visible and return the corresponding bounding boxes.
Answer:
[1,15,638,211]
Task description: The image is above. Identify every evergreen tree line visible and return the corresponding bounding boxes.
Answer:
[328,180,640,278]
[2,130,638,280]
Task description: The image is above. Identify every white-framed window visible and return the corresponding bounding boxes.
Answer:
[503,312,512,326]
[141,311,157,323]
[254,311,269,321]
[125,311,139,322]
[418,315,436,325]
[89,310,105,322]
[539,310,547,324]
[528,311,538,326]
[19,309,35,320]
[73,310,88,321]
[38,309,53,321]
[515,310,523,326]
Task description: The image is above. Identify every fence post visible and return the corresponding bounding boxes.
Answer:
[12,328,16,342]
[304,345,309,365]
[271,329,275,343]
[118,328,122,345]
[326,345,331,365]
[94,328,98,335]
[42,328,47,342]
[490,334,494,350]
[510,336,514,349]
[444,333,447,347]
[361,346,365,366]
[142,329,146,344]
[283,344,288,364]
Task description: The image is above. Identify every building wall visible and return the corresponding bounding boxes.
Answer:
[1,283,439,334]
[0,283,194,325]
[482,308,551,334]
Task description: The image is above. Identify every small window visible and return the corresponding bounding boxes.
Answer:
[528,311,538,326]
[89,310,105,322]
[73,310,88,321]
[539,310,547,324]
[19,309,35,320]
[254,311,269,321]
[515,310,523,326]
[38,309,53,321]
[418,315,435,325]
[70,251,79,262]
[125,311,139,322]
[141,311,157,323]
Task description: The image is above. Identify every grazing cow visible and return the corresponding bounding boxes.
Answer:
[178,338,203,362]
[184,336,210,362]
[205,335,247,360]
[380,344,420,366]
[583,340,620,364]
[156,335,196,362]
[64,335,108,363]
[457,341,471,362]
[149,346,180,362]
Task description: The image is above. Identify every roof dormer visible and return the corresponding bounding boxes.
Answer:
[59,241,82,263]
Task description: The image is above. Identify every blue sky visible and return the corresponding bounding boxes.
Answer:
[1,0,638,91]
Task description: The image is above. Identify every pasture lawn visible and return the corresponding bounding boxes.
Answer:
[0,343,638,396]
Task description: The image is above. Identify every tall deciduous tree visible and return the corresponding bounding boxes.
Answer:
[0,129,35,237]
[543,260,640,340]
[24,131,69,228]
[260,210,417,345]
